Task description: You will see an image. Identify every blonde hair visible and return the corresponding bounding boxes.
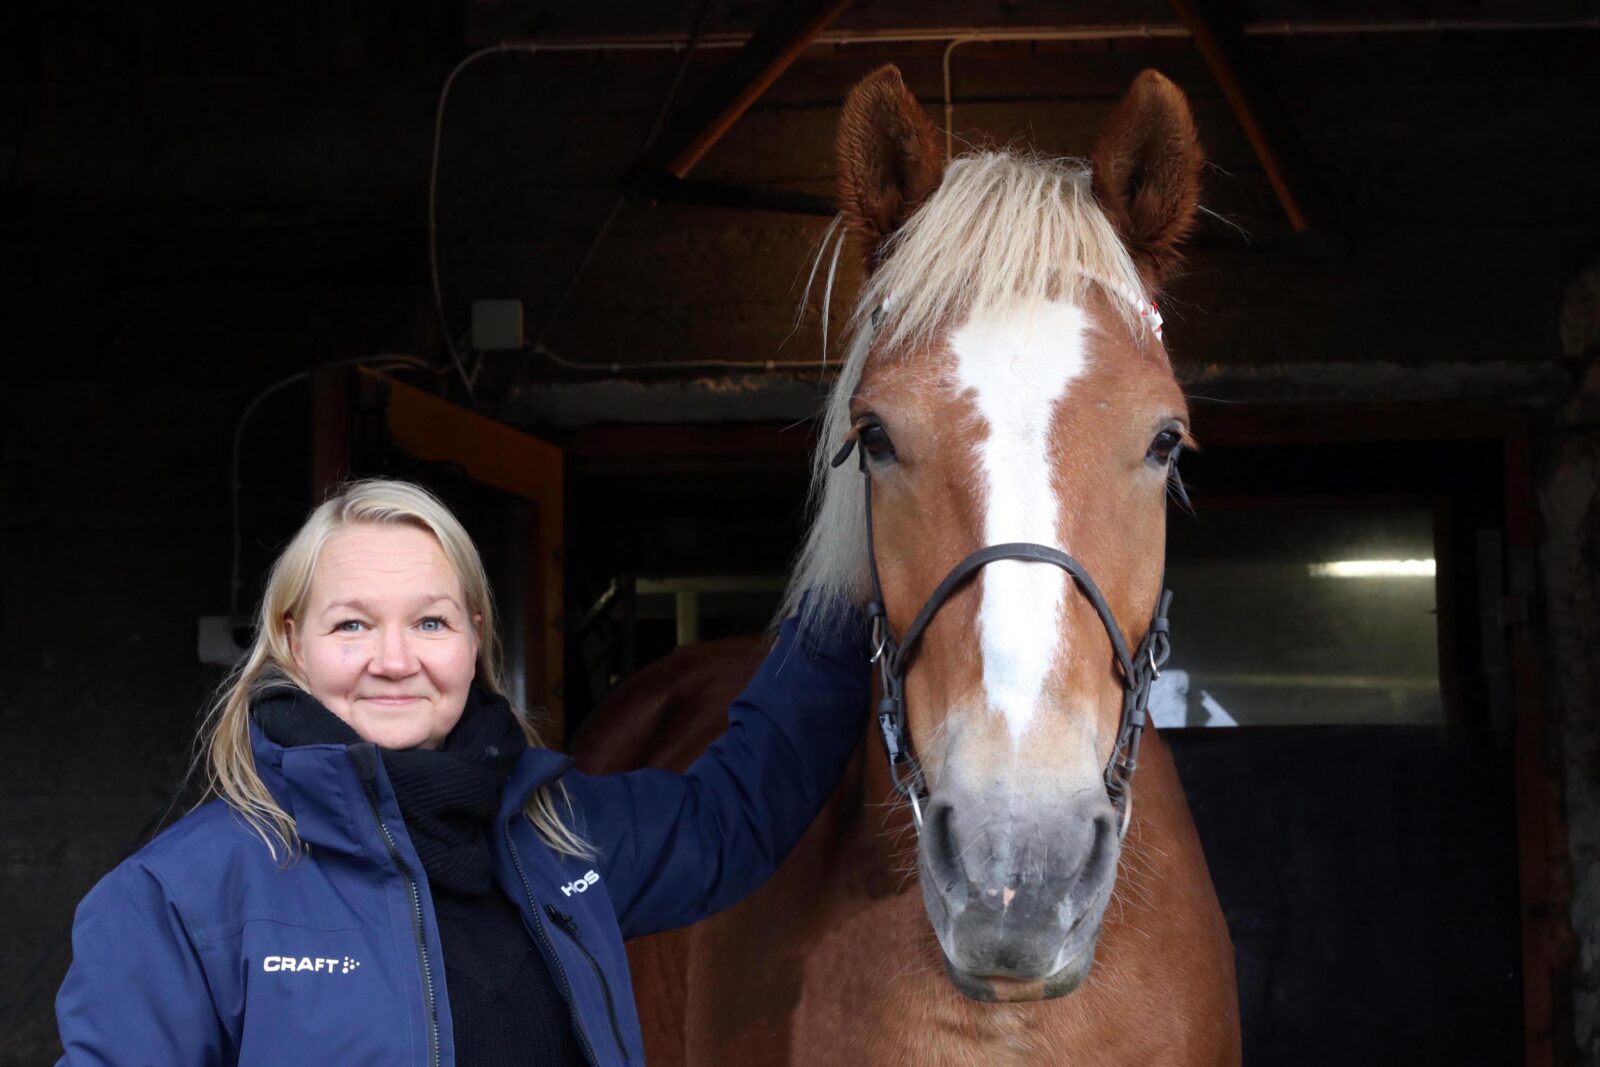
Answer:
[781,151,1152,630]
[199,477,592,861]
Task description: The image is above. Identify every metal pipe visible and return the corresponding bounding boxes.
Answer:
[496,17,1597,55]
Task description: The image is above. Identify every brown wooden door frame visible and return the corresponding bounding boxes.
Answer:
[356,371,569,746]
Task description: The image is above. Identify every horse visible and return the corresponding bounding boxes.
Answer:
[571,64,1240,1065]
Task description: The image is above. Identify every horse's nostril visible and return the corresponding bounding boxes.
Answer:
[923,801,967,905]
[1075,814,1117,899]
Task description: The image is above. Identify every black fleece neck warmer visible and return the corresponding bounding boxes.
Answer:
[253,683,527,897]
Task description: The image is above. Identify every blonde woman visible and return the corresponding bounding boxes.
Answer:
[55,478,867,1066]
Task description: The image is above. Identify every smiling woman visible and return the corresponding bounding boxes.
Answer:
[198,478,586,862]
[53,478,870,1066]
[289,524,483,751]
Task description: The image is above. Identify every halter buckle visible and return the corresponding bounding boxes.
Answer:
[869,614,890,663]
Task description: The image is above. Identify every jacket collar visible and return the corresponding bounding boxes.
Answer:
[248,720,386,856]
[247,720,575,853]
[498,747,575,827]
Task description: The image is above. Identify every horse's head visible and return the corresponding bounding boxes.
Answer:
[789,65,1203,1003]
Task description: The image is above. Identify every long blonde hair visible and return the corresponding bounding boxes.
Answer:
[199,477,592,861]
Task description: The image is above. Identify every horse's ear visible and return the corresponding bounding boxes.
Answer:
[836,65,944,268]
[1091,70,1204,290]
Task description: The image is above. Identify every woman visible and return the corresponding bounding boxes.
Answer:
[55,478,868,1065]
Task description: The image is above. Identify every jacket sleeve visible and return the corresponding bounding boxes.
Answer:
[577,608,870,939]
[56,859,229,1066]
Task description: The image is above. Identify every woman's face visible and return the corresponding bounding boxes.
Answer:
[289,522,481,750]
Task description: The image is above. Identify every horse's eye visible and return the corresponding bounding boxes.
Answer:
[1148,427,1183,465]
[860,422,895,461]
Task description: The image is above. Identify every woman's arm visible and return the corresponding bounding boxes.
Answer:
[56,860,228,1066]
[576,608,870,939]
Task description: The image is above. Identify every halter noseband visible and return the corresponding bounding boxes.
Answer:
[830,425,1175,842]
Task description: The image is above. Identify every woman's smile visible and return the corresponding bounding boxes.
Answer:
[287,522,481,751]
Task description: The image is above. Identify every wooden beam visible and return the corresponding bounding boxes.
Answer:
[1168,0,1329,235]
[646,0,856,179]
[364,371,568,744]
[1502,422,1574,1067]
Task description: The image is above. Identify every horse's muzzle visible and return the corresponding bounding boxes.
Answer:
[919,792,1119,1002]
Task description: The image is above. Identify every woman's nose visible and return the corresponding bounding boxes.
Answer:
[368,626,418,676]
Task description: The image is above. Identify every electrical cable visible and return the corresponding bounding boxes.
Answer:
[531,341,836,375]
[515,0,714,382]
[428,1,849,384]
[429,42,542,403]
[229,354,436,617]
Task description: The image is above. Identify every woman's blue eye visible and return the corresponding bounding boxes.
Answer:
[336,619,366,633]
[418,617,446,633]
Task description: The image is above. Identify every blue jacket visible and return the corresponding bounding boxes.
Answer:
[56,613,867,1066]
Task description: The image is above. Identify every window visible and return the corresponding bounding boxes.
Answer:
[1153,502,1443,728]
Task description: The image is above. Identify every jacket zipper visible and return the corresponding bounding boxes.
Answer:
[544,905,632,1063]
[361,778,440,1067]
[503,819,605,1067]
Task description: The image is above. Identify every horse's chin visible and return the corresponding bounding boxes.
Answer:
[941,936,1098,1003]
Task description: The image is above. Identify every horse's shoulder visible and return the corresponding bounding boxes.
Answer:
[569,634,769,774]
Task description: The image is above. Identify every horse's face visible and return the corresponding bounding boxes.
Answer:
[830,66,1203,1002]
[855,294,1186,1000]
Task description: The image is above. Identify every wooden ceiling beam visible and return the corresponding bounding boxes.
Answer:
[1168,0,1333,237]
[645,0,856,179]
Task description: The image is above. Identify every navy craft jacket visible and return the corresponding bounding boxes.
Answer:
[56,613,868,1066]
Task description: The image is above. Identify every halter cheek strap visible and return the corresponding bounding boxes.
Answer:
[831,435,1175,840]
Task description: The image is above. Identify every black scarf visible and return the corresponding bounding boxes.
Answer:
[253,683,527,897]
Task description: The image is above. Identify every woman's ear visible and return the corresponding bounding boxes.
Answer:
[285,616,304,671]
[836,65,945,270]
[1090,69,1205,291]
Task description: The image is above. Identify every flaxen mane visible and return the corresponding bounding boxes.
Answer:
[781,150,1155,630]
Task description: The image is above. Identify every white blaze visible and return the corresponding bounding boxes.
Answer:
[951,301,1088,744]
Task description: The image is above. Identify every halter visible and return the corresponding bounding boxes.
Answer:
[831,285,1177,841]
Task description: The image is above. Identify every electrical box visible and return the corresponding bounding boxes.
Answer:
[471,299,524,351]
[198,615,253,666]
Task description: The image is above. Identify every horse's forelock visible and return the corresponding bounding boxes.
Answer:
[779,150,1154,630]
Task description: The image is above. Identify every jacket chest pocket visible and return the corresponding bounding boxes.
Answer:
[234,925,428,1065]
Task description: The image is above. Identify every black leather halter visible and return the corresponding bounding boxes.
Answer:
[829,436,1175,840]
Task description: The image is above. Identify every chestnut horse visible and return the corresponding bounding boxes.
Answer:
[572,65,1239,1065]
